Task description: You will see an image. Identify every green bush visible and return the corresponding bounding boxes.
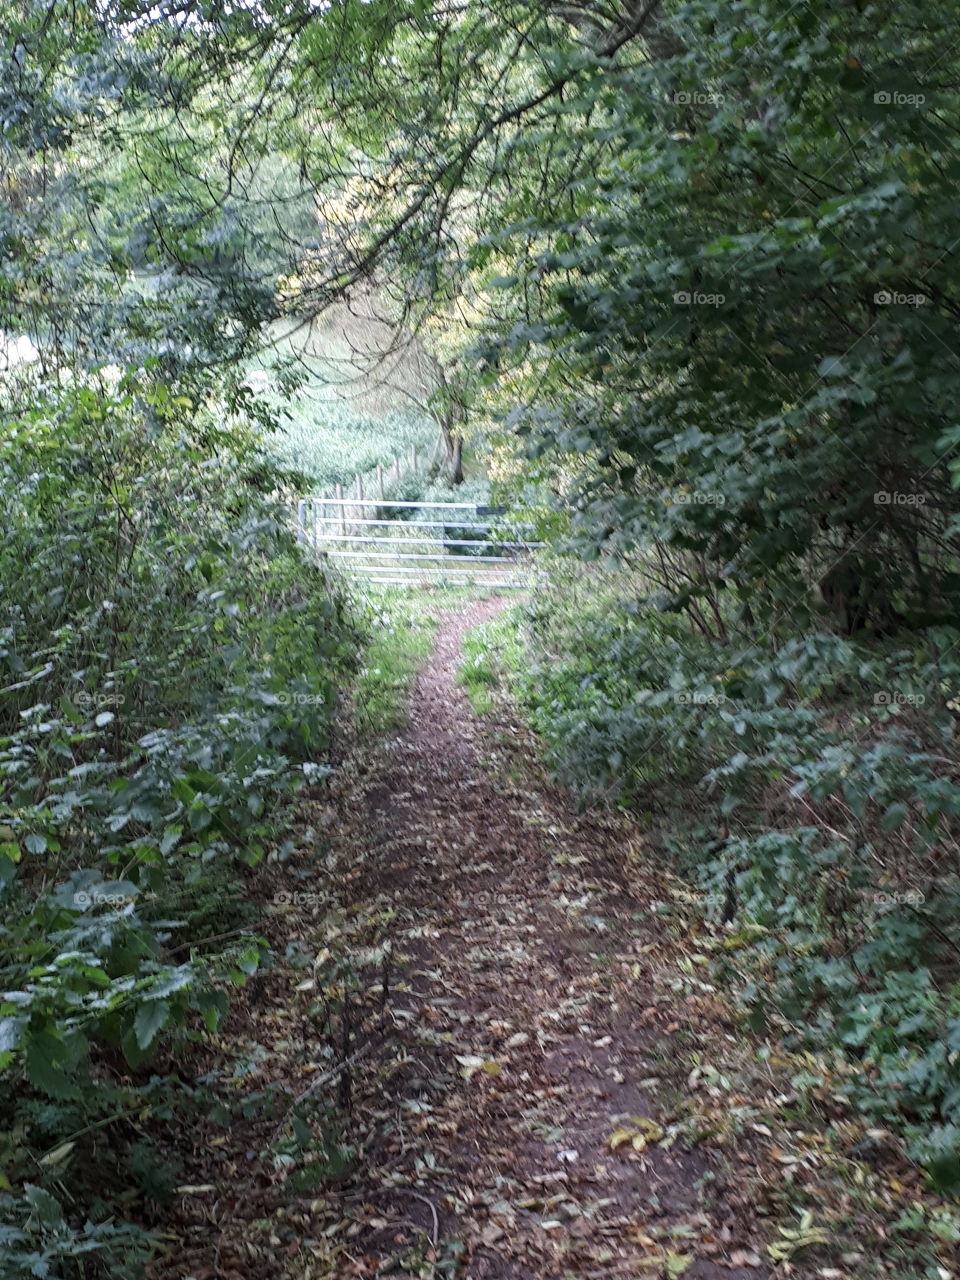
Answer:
[0,372,359,1274]
[490,560,960,1185]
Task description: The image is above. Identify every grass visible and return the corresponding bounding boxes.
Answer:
[351,588,444,736]
[354,587,521,736]
[458,609,525,714]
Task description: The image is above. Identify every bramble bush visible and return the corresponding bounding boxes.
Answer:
[485,559,960,1187]
[0,370,358,1275]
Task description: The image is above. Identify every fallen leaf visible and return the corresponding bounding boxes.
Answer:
[664,1253,693,1278]
[608,1127,637,1151]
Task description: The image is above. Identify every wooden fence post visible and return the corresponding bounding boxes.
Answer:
[377,463,384,501]
[335,483,345,537]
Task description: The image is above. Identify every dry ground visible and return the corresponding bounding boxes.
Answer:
[153,597,948,1280]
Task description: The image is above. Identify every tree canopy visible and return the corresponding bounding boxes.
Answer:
[3,1,960,1273]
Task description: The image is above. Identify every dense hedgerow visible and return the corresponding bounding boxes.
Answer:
[478,560,960,1188]
[0,372,359,1275]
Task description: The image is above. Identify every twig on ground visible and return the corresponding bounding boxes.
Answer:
[396,1188,440,1247]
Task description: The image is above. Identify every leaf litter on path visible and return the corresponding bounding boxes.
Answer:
[149,597,959,1280]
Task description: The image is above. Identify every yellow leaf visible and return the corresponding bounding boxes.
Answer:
[634,1117,665,1142]
[664,1252,693,1277]
[456,1053,500,1080]
[608,1127,636,1151]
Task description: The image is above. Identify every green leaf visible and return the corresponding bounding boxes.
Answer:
[25,1030,80,1100]
[881,802,909,832]
[194,989,228,1033]
[160,824,182,855]
[121,1025,154,1070]
[817,355,847,378]
[24,1182,64,1227]
[0,1018,22,1054]
[134,999,169,1050]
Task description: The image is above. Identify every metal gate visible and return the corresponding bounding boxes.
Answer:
[295,498,541,587]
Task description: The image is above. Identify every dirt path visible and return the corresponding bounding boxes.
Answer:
[333,599,768,1278]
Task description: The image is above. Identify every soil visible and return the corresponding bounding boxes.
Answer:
[150,596,950,1280]
[328,597,768,1278]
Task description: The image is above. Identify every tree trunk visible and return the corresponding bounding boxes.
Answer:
[448,432,464,486]
[439,411,465,485]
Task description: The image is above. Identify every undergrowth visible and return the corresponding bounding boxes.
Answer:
[464,559,960,1193]
[0,372,360,1277]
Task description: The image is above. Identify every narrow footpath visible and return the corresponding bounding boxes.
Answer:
[331,598,768,1278]
[155,599,946,1280]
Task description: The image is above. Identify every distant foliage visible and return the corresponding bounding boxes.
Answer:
[269,396,435,489]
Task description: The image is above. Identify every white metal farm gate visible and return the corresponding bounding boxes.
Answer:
[295,497,541,587]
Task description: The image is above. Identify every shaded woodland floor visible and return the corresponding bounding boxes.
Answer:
[155,598,940,1279]
[328,597,768,1278]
